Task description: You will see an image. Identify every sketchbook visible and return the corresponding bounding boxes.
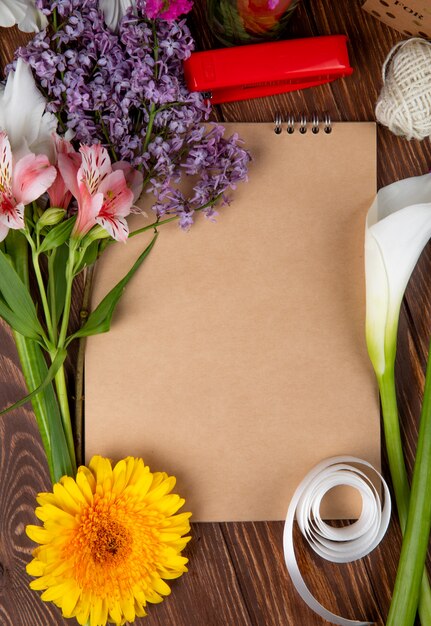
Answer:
[85,119,379,521]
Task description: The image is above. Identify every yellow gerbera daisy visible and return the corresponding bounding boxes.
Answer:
[26,456,191,626]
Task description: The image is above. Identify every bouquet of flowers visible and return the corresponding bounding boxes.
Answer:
[206,0,300,46]
[0,1,250,624]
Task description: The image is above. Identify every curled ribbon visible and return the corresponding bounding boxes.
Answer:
[283,456,391,626]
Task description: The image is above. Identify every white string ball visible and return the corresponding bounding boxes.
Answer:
[375,38,431,141]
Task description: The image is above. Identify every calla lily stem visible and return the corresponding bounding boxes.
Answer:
[379,368,431,624]
[386,340,431,626]
[379,368,410,528]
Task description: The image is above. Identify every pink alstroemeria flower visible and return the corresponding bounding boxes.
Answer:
[58,144,135,242]
[47,135,80,210]
[0,131,57,242]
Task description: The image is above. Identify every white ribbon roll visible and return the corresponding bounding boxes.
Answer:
[283,456,391,626]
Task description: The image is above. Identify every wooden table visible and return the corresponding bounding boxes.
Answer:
[1,1,431,624]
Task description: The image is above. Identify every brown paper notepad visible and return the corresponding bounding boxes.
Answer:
[85,122,379,521]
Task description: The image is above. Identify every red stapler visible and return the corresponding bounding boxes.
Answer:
[183,35,353,104]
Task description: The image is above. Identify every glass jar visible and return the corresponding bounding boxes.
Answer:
[207,0,301,47]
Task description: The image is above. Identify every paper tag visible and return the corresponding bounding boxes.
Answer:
[362,0,431,38]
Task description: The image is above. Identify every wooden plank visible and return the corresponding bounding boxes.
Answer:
[134,524,254,626]
[0,320,75,626]
[221,521,386,625]
[0,26,31,76]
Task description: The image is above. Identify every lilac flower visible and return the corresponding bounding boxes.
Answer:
[13,1,250,229]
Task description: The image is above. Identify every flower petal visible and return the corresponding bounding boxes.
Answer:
[73,191,103,238]
[99,170,134,217]
[0,201,25,230]
[0,221,10,242]
[26,455,190,625]
[365,173,431,375]
[0,131,13,193]
[0,59,56,160]
[55,134,75,157]
[96,214,129,242]
[17,2,48,32]
[99,0,135,31]
[12,153,57,205]
[0,0,26,28]
[52,137,81,209]
[57,150,81,202]
[0,0,46,32]
[80,144,112,195]
[112,161,143,202]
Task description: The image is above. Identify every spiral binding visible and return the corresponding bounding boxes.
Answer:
[274,112,282,135]
[273,113,332,135]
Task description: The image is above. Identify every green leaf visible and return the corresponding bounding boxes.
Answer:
[38,216,76,254]
[74,240,101,275]
[0,249,44,339]
[13,334,75,482]
[0,297,41,340]
[5,231,75,481]
[0,348,67,417]
[68,233,158,343]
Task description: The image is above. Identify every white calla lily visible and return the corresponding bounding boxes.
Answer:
[0,59,57,161]
[365,172,431,626]
[99,0,135,31]
[0,0,47,32]
[366,173,431,377]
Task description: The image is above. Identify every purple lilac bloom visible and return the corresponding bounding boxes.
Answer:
[13,0,250,228]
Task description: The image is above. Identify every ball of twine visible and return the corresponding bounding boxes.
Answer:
[375,38,431,140]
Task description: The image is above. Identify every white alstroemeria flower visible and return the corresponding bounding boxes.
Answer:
[0,59,57,161]
[0,0,47,32]
[99,0,135,31]
[366,173,431,377]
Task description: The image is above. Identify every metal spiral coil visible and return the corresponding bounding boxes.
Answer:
[272,113,333,134]
[274,112,282,134]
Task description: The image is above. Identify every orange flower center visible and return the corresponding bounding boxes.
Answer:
[62,494,167,598]
[89,518,132,565]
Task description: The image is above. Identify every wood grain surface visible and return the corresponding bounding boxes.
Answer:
[1,1,431,624]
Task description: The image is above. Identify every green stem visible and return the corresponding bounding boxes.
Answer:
[52,7,58,32]
[33,259,53,339]
[143,104,157,153]
[386,343,431,626]
[141,24,159,153]
[49,243,78,467]
[379,368,431,625]
[129,214,179,238]
[5,231,74,481]
[27,242,55,344]
[53,362,76,471]
[58,244,76,349]
[74,263,96,466]
[379,369,410,529]
[48,250,58,342]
